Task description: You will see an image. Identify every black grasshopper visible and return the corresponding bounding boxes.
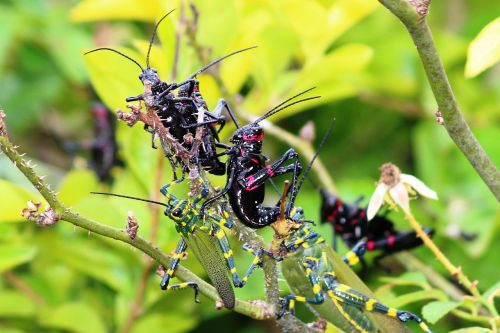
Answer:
[64,102,124,182]
[320,190,434,259]
[85,10,254,176]
[199,88,320,228]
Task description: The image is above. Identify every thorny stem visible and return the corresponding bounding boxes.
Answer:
[0,113,267,321]
[405,211,499,320]
[378,0,500,200]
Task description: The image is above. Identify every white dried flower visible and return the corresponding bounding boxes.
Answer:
[367,163,438,220]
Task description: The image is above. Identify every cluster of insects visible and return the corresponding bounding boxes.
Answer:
[87,11,433,333]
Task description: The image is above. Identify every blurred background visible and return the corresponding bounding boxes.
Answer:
[0,0,498,332]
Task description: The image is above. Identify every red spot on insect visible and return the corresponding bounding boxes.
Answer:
[359,210,366,218]
[326,210,337,222]
[266,165,274,176]
[367,240,376,251]
[250,158,259,164]
[242,132,264,141]
[245,175,259,191]
[387,235,395,247]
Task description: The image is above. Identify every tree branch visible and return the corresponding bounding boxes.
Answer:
[0,110,267,321]
[378,0,500,200]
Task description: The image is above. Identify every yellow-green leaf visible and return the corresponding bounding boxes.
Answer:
[0,244,37,273]
[38,302,106,333]
[58,170,98,206]
[70,0,163,22]
[83,46,144,111]
[0,291,37,318]
[0,180,40,223]
[465,17,500,78]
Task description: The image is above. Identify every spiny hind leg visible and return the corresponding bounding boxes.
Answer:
[211,225,263,288]
[279,256,326,317]
[160,239,200,303]
[324,275,432,333]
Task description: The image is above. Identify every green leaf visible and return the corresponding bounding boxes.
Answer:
[0,291,37,317]
[0,244,37,273]
[0,179,40,223]
[386,289,447,308]
[58,170,99,206]
[130,313,196,333]
[54,239,132,295]
[465,17,500,78]
[483,281,500,300]
[38,302,106,333]
[0,327,26,333]
[422,301,460,324]
[449,327,493,333]
[379,272,430,289]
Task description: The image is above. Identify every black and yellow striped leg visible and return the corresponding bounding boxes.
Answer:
[160,178,184,197]
[324,276,432,333]
[342,239,367,268]
[159,239,200,303]
[208,211,234,229]
[286,231,322,251]
[279,257,326,317]
[212,226,262,288]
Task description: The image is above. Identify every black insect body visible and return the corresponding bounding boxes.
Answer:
[88,103,125,181]
[200,89,320,229]
[320,189,434,255]
[84,10,253,176]
[64,102,124,183]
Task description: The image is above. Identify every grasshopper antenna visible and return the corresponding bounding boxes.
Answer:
[146,9,176,68]
[254,95,321,125]
[84,48,144,71]
[254,87,316,123]
[287,118,335,215]
[188,46,257,79]
[91,192,167,207]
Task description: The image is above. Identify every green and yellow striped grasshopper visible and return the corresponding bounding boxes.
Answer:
[95,177,268,309]
[269,182,432,333]
[158,177,270,309]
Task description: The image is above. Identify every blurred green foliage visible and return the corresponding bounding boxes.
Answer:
[0,1,498,332]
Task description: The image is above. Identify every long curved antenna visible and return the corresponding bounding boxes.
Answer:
[146,9,176,68]
[84,48,144,71]
[91,191,167,207]
[188,46,258,79]
[287,118,335,210]
[255,87,316,124]
[254,96,321,124]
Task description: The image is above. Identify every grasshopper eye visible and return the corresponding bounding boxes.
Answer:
[172,208,182,217]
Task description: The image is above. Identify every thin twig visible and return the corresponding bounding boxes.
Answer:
[405,211,499,321]
[378,0,500,200]
[3,271,46,306]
